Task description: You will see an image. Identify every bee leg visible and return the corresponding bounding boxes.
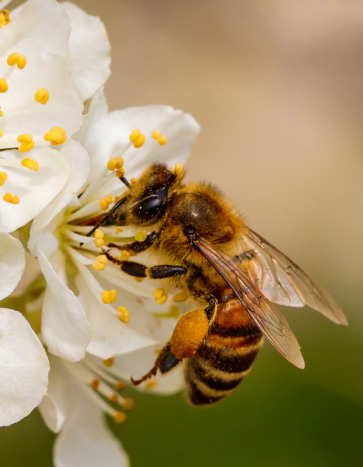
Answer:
[131,342,181,386]
[107,231,159,255]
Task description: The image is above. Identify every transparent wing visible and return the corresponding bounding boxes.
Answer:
[241,229,347,325]
[194,239,305,369]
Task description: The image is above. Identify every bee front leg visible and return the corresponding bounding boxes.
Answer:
[131,341,182,386]
[107,231,159,255]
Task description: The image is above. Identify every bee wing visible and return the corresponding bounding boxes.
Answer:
[194,239,305,369]
[242,229,348,325]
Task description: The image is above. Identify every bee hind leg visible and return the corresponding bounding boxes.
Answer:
[131,342,181,386]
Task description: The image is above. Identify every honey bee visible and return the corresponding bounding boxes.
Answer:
[86,163,348,405]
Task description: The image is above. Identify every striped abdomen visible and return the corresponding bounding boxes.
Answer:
[185,299,263,405]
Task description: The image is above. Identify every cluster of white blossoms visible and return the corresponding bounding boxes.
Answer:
[0,0,199,465]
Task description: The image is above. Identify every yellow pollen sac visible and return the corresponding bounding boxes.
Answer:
[17,134,35,152]
[134,277,143,283]
[158,135,167,145]
[117,306,130,324]
[3,193,20,204]
[95,229,104,239]
[7,52,19,66]
[102,289,117,304]
[0,129,3,137]
[116,226,123,233]
[115,168,125,178]
[120,250,130,261]
[92,254,108,271]
[105,195,113,204]
[114,412,126,424]
[91,378,100,390]
[35,88,49,105]
[153,288,168,305]
[0,106,3,117]
[0,78,8,93]
[109,393,119,404]
[0,9,10,28]
[129,129,146,148]
[95,238,104,248]
[21,158,39,172]
[145,380,158,390]
[0,171,8,186]
[99,195,112,210]
[152,130,161,139]
[44,127,67,145]
[135,231,147,242]
[107,156,124,171]
[122,398,135,411]
[115,381,126,391]
[103,357,115,367]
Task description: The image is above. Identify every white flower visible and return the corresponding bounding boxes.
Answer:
[0,0,110,232]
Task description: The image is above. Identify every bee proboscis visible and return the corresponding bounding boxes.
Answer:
[84,163,347,405]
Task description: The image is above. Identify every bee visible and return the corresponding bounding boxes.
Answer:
[86,163,348,405]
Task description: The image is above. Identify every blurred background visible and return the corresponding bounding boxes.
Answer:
[2,0,363,465]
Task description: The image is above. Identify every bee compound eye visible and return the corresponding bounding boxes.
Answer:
[133,193,166,223]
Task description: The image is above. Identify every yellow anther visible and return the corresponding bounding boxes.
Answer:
[129,129,141,142]
[21,158,39,172]
[17,134,35,153]
[0,129,3,137]
[0,171,8,187]
[109,393,118,404]
[0,106,3,117]
[152,130,161,139]
[115,168,125,178]
[114,196,122,204]
[173,291,188,303]
[117,306,130,324]
[134,277,143,283]
[105,194,113,204]
[135,231,147,242]
[98,254,108,265]
[154,288,168,304]
[115,381,126,391]
[44,127,67,145]
[0,9,10,28]
[145,380,158,390]
[95,238,104,248]
[91,378,100,390]
[0,78,8,93]
[103,357,115,367]
[3,193,20,204]
[116,226,123,233]
[7,52,19,66]
[122,398,134,411]
[120,250,130,261]
[16,55,26,69]
[158,135,167,145]
[99,198,109,210]
[114,412,126,424]
[35,88,49,105]
[102,289,117,304]
[107,156,124,171]
[95,229,104,239]
[92,262,105,271]
[129,129,146,148]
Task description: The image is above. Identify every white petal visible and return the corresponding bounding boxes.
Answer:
[0,1,12,9]
[37,238,90,362]
[38,356,69,433]
[0,308,49,426]
[0,233,25,300]
[62,2,111,101]
[29,140,89,244]
[54,385,129,467]
[0,146,70,232]
[77,90,200,183]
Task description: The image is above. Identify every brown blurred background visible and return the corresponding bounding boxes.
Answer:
[3,1,363,466]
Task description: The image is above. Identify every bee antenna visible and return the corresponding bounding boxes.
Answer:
[120,176,130,187]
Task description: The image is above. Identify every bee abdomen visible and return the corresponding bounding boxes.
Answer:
[185,329,263,406]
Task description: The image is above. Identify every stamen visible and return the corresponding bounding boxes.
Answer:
[99,194,113,210]
[34,88,49,105]
[103,358,115,367]
[120,250,130,261]
[122,399,134,411]
[129,129,146,148]
[0,171,8,186]
[17,134,35,152]
[3,193,20,204]
[135,231,147,242]
[91,378,100,390]
[152,130,161,139]
[44,127,67,145]
[0,129,3,137]
[101,289,117,304]
[21,158,39,171]
[0,78,8,93]
[0,9,10,28]
[95,229,105,248]
[158,135,167,145]
[0,106,3,117]
[117,306,130,323]
[92,254,108,271]
[116,226,123,233]
[153,288,168,305]
[116,381,126,391]
[115,168,125,178]
[107,157,124,171]
[114,412,126,424]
